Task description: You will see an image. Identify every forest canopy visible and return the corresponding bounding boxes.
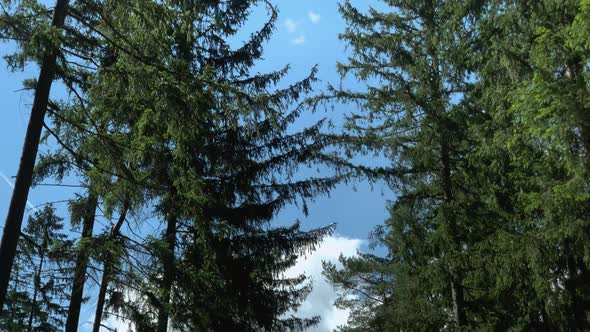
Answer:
[0,0,589,331]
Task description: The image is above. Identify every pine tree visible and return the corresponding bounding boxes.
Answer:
[471,0,590,328]
[323,0,482,329]
[0,0,115,316]
[27,5,146,326]
[78,0,349,330]
[325,0,590,330]
[0,0,70,309]
[0,206,73,331]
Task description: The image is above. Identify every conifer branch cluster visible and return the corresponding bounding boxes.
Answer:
[0,0,589,331]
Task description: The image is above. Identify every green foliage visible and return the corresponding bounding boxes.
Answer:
[469,0,590,329]
[325,0,590,330]
[84,0,347,328]
[0,206,73,331]
[10,0,351,330]
[3,0,589,330]
[322,0,480,329]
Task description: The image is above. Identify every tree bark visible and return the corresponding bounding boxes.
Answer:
[27,233,48,331]
[565,241,586,330]
[0,0,70,310]
[442,139,466,327]
[92,263,111,332]
[157,214,177,332]
[564,58,589,331]
[92,203,129,332]
[65,193,98,332]
[451,278,466,327]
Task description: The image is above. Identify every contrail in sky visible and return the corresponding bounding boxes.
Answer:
[0,170,38,213]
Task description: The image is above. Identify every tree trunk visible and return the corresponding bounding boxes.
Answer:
[441,139,466,327]
[451,278,466,327]
[157,214,177,332]
[65,193,98,332]
[92,263,111,332]
[565,59,589,331]
[424,15,466,325]
[92,204,129,332]
[565,241,586,330]
[27,234,48,331]
[0,0,70,310]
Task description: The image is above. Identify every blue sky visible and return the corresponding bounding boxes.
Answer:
[0,1,393,330]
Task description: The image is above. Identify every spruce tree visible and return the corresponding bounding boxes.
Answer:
[0,206,73,331]
[0,0,70,309]
[471,0,590,328]
[325,0,590,330]
[0,0,111,314]
[323,0,481,329]
[79,0,349,330]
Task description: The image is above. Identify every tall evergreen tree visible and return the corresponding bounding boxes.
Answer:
[78,0,350,330]
[470,0,590,328]
[322,0,482,329]
[0,206,73,331]
[325,0,590,330]
[0,0,70,309]
[0,0,113,316]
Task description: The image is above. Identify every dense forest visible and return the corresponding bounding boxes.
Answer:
[0,0,589,331]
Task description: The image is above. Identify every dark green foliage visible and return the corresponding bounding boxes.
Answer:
[4,0,589,330]
[84,0,347,329]
[469,0,590,328]
[0,206,73,331]
[325,0,590,330]
[322,0,479,330]
[3,0,348,330]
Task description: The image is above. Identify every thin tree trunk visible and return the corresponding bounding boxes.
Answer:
[92,264,111,332]
[65,193,98,332]
[0,0,70,310]
[565,241,586,330]
[11,265,19,321]
[27,235,47,331]
[451,278,465,327]
[442,139,466,327]
[424,14,467,325]
[157,214,177,332]
[565,59,589,331]
[92,203,129,332]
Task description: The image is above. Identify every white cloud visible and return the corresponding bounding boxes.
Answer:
[308,11,321,24]
[103,316,132,332]
[81,288,140,332]
[292,34,306,45]
[284,13,318,45]
[81,236,362,332]
[284,18,299,33]
[82,313,131,332]
[285,235,363,332]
